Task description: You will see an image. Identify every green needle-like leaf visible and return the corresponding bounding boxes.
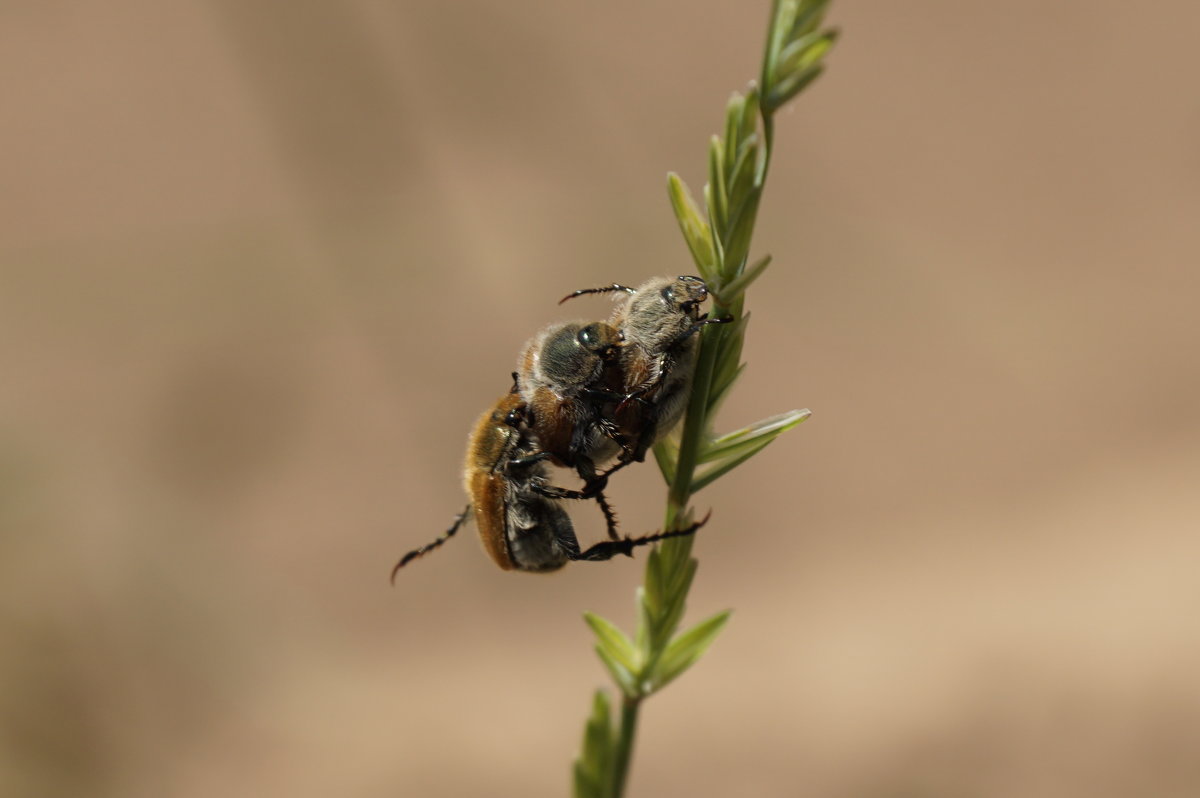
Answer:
[650,610,733,692]
[574,690,613,798]
[707,362,747,416]
[702,323,738,407]
[766,1,799,76]
[776,29,838,77]
[634,587,651,654]
[594,645,638,698]
[698,409,812,464]
[652,438,678,485]
[573,764,598,798]
[667,173,717,283]
[722,93,745,174]
[765,64,824,112]
[726,134,760,214]
[721,185,762,275]
[658,507,697,578]
[585,612,639,673]
[653,558,696,649]
[787,0,831,40]
[713,254,771,304]
[708,136,729,240]
[735,90,760,157]
[641,548,666,619]
[702,183,726,267]
[692,439,776,493]
[691,410,811,492]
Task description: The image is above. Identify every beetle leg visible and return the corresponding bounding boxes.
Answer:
[667,313,735,353]
[531,472,621,542]
[390,504,470,583]
[505,450,555,471]
[568,512,709,561]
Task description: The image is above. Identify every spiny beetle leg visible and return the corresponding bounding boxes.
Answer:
[390,504,470,583]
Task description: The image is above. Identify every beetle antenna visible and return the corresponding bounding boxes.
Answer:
[558,283,636,305]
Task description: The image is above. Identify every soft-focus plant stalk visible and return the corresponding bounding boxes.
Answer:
[573,3,837,797]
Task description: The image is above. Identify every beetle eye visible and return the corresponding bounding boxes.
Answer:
[577,326,599,349]
[660,285,677,305]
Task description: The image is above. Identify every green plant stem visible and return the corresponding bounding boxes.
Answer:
[606,104,759,798]
[611,164,762,790]
[609,696,642,798]
[607,304,731,797]
[574,3,835,795]
[666,310,729,524]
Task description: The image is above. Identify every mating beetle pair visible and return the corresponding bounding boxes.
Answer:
[391,276,729,578]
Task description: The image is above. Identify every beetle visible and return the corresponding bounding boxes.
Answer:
[515,320,629,480]
[558,275,732,464]
[390,392,704,578]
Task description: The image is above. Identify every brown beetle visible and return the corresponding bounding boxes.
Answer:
[390,392,703,577]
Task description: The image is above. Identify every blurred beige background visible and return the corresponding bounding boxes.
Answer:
[3,2,1200,796]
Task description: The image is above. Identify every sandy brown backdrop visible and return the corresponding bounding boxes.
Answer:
[4,2,1200,796]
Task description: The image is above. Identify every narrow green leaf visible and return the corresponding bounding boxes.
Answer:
[702,182,725,269]
[651,557,696,650]
[708,135,728,240]
[788,0,831,40]
[693,438,776,492]
[667,172,717,283]
[650,610,732,692]
[697,315,734,404]
[594,645,638,698]
[707,362,747,417]
[722,186,762,275]
[573,764,597,798]
[765,0,799,80]
[724,135,760,239]
[642,546,666,617]
[708,311,749,402]
[665,555,698,606]
[658,507,697,577]
[584,612,639,673]
[765,64,824,113]
[736,88,760,157]
[652,438,677,485]
[800,29,838,72]
[691,410,810,492]
[723,93,746,175]
[776,29,838,78]
[698,409,812,464]
[634,586,650,654]
[729,128,760,179]
[574,690,612,798]
[584,690,611,761]
[635,595,655,663]
[712,254,770,305]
